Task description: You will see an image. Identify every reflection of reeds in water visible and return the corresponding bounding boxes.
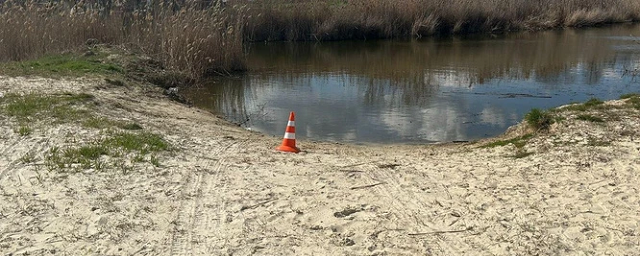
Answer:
[184,78,250,123]
[249,26,639,83]
[241,25,640,105]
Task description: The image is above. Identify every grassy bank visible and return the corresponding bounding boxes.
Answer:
[477,93,640,158]
[0,91,171,172]
[1,0,640,78]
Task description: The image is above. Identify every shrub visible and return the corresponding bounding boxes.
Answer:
[525,108,554,131]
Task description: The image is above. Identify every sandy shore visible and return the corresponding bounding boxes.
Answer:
[0,77,639,255]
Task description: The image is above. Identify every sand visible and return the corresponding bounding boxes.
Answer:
[0,76,639,255]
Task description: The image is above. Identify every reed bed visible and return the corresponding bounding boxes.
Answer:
[1,0,640,77]
[240,0,640,41]
[0,0,245,77]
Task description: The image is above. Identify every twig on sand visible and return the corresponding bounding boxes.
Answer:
[339,169,364,173]
[129,244,148,256]
[350,182,386,190]
[240,199,275,211]
[408,226,473,236]
[338,162,372,168]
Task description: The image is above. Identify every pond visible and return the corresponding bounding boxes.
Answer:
[183,24,640,144]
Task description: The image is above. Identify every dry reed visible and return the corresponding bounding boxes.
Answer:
[240,0,640,41]
[1,0,640,77]
[0,0,246,77]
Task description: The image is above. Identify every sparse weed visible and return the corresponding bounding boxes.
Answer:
[44,130,169,172]
[481,134,534,148]
[624,95,640,110]
[481,133,535,158]
[133,154,146,163]
[15,125,32,136]
[563,98,604,112]
[45,146,64,171]
[587,139,611,147]
[121,123,143,130]
[584,98,604,107]
[150,155,161,167]
[83,116,116,129]
[118,161,134,175]
[104,131,169,154]
[94,160,107,171]
[20,151,37,164]
[56,145,110,169]
[619,93,640,99]
[0,93,94,124]
[576,114,604,123]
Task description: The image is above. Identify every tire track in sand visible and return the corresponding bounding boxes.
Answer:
[367,165,465,254]
[169,138,246,255]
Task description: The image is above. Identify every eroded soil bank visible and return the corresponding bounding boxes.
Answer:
[1,77,639,255]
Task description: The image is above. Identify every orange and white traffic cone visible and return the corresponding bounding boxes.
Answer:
[276,111,300,153]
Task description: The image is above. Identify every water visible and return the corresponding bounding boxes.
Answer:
[183,24,640,144]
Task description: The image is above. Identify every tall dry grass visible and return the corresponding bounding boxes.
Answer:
[1,0,640,77]
[240,0,640,41]
[0,0,245,77]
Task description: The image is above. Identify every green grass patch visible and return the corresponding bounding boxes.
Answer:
[83,116,117,129]
[576,114,604,123]
[46,146,107,170]
[563,98,604,112]
[66,145,110,160]
[624,95,640,110]
[121,123,143,130]
[481,134,534,148]
[0,52,123,77]
[619,93,640,99]
[584,98,604,107]
[15,125,32,136]
[84,117,143,131]
[525,108,554,131]
[45,131,170,172]
[481,133,535,158]
[1,93,94,122]
[0,93,98,133]
[20,151,37,164]
[104,131,169,154]
[46,145,110,170]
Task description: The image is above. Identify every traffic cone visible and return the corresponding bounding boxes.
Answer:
[277,112,300,153]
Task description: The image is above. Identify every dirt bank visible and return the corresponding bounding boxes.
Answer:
[1,77,639,255]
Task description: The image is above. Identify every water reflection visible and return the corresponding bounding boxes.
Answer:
[184,24,640,143]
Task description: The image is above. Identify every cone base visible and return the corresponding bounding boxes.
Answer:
[277,145,300,153]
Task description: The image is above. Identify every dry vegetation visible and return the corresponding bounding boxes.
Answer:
[1,0,640,77]
[0,0,245,77]
[241,0,640,41]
